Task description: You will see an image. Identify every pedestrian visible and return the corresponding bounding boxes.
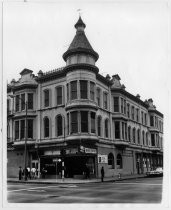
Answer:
[19,166,22,180]
[101,166,104,182]
[27,166,31,179]
[24,167,28,181]
[31,167,36,179]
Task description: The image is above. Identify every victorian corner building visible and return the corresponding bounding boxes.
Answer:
[7,17,163,179]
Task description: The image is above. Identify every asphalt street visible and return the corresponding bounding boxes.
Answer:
[7,177,163,203]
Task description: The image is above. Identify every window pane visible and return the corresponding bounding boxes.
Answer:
[81,111,88,132]
[71,112,78,133]
[91,112,95,133]
[114,97,119,112]
[16,95,20,111]
[150,116,154,126]
[57,87,62,105]
[105,119,108,138]
[90,82,95,101]
[20,120,25,139]
[57,115,63,136]
[96,88,101,106]
[67,84,69,101]
[15,121,19,139]
[80,81,87,99]
[28,119,33,138]
[104,93,108,109]
[115,121,120,139]
[44,90,49,107]
[71,81,77,100]
[98,116,101,136]
[44,118,49,137]
[28,93,33,109]
[21,94,25,110]
[151,134,155,146]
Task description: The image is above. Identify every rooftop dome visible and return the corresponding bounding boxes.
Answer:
[63,16,99,62]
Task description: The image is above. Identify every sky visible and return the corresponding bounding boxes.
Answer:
[3,0,170,116]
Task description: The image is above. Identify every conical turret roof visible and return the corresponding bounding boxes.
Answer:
[63,17,99,62]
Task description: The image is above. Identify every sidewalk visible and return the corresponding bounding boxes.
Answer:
[7,174,147,184]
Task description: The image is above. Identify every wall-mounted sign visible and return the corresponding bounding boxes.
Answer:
[85,148,97,154]
[66,148,78,154]
[98,155,108,163]
[44,150,60,156]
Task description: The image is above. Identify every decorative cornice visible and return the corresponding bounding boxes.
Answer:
[64,63,99,75]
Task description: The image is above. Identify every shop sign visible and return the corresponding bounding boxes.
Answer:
[85,148,97,154]
[66,148,78,154]
[98,155,108,163]
[44,150,60,156]
[53,158,61,162]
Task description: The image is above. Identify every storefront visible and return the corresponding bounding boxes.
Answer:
[39,146,97,178]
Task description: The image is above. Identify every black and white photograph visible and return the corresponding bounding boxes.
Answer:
[1,0,170,208]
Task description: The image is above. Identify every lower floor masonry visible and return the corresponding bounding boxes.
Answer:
[7,142,163,179]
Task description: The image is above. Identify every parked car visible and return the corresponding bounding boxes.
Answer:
[146,167,163,177]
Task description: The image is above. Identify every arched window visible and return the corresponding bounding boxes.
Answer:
[133,128,136,143]
[117,154,122,169]
[146,132,148,145]
[44,117,49,138]
[56,115,63,136]
[105,119,109,138]
[128,126,131,141]
[108,153,114,169]
[142,131,145,145]
[137,129,140,144]
[97,116,101,136]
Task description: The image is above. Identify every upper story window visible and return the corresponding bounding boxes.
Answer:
[91,112,96,133]
[144,113,147,125]
[28,93,33,109]
[105,119,109,138]
[128,126,131,141]
[141,111,144,124]
[115,121,120,139]
[21,94,25,110]
[121,98,123,113]
[71,81,77,100]
[142,131,145,145]
[56,86,63,105]
[28,119,33,138]
[151,133,155,146]
[127,104,130,118]
[90,82,95,101]
[132,128,136,143]
[131,106,135,120]
[44,117,49,138]
[150,116,154,126]
[114,97,119,112]
[103,92,108,110]
[96,88,101,107]
[124,100,126,115]
[20,120,25,139]
[137,129,140,144]
[15,121,19,139]
[71,111,78,134]
[81,111,88,133]
[97,116,101,136]
[56,115,63,136]
[44,89,49,107]
[80,80,88,99]
[15,95,20,112]
[146,132,148,145]
[136,108,139,122]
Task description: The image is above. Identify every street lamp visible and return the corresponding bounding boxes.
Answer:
[9,95,28,181]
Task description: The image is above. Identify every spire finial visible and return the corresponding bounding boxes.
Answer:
[77,9,82,18]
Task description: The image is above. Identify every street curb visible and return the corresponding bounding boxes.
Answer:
[7,176,147,185]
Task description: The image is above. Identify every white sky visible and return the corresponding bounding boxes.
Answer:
[3,0,170,115]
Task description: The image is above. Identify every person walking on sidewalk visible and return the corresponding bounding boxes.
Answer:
[19,166,22,180]
[101,166,104,182]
